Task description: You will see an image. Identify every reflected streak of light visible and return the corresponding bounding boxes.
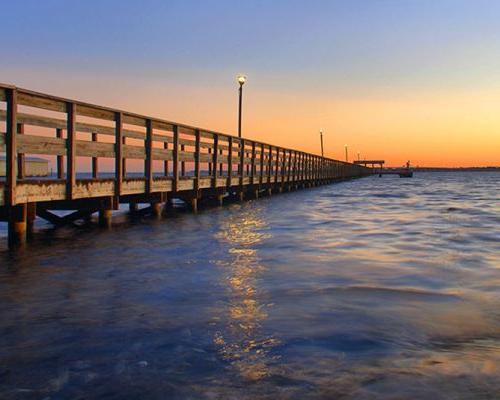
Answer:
[213,209,278,381]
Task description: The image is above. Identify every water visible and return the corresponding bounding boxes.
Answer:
[0,172,499,399]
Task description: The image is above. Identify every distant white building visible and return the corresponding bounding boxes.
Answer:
[0,155,49,177]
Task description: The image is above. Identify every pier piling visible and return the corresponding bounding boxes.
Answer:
[99,209,113,229]
[8,204,27,248]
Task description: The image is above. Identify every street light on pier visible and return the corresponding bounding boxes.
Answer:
[357,151,360,161]
[344,144,348,162]
[237,75,246,138]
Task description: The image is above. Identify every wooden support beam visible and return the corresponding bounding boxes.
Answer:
[6,88,17,206]
[37,208,98,227]
[66,102,76,200]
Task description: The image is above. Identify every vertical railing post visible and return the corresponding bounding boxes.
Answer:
[259,143,265,186]
[307,154,312,181]
[122,136,127,178]
[227,136,233,188]
[315,155,318,181]
[292,151,297,183]
[304,153,309,182]
[180,143,186,177]
[56,128,64,179]
[239,138,245,188]
[250,141,256,185]
[287,149,292,184]
[245,151,249,176]
[92,132,99,178]
[194,129,201,192]
[5,88,17,206]
[66,102,76,200]
[281,149,286,189]
[163,141,169,177]
[172,125,179,193]
[274,147,280,184]
[208,147,212,176]
[212,134,219,188]
[302,152,306,182]
[145,119,153,193]
[298,152,302,183]
[267,146,273,185]
[17,123,25,180]
[219,148,223,176]
[114,112,123,199]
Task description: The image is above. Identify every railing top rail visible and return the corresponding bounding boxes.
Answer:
[1,83,357,165]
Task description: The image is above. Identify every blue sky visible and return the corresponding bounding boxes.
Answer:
[2,1,500,166]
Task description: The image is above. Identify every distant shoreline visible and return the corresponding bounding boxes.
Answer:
[383,167,500,172]
[416,167,498,172]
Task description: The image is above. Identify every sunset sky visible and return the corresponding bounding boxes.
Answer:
[2,0,499,167]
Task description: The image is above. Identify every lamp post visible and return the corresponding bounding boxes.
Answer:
[344,144,348,162]
[237,75,246,138]
[357,151,360,161]
[320,130,324,157]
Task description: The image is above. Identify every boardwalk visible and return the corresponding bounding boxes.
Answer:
[0,84,371,248]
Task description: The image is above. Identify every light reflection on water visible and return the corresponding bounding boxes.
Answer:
[213,208,277,381]
[0,172,499,399]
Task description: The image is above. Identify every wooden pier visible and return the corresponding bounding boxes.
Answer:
[0,84,371,249]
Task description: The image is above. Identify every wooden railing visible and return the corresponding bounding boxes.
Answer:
[0,84,370,207]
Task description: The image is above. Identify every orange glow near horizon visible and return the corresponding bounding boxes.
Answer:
[55,80,499,169]
[4,75,499,170]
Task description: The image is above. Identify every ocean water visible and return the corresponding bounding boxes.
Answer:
[0,172,499,399]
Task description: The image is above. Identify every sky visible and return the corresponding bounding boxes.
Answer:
[1,0,500,167]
